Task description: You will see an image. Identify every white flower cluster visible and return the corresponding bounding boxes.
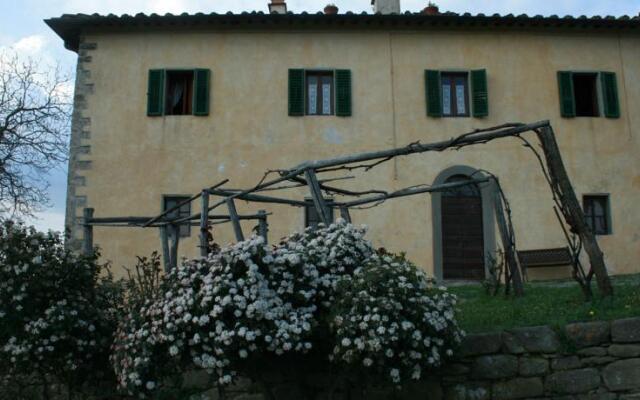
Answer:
[113,219,462,396]
[112,219,374,398]
[0,221,119,384]
[330,253,464,385]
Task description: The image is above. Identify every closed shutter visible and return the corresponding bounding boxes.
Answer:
[601,72,620,119]
[193,69,210,116]
[425,70,442,117]
[471,69,488,117]
[288,69,305,116]
[335,69,352,117]
[557,71,576,118]
[147,69,165,116]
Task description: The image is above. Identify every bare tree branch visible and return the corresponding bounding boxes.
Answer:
[0,50,71,216]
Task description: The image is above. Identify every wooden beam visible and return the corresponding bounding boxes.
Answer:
[342,178,490,207]
[536,126,613,297]
[142,179,228,227]
[295,121,550,171]
[209,189,309,207]
[305,169,332,225]
[226,198,245,242]
[82,208,94,256]
[199,189,209,258]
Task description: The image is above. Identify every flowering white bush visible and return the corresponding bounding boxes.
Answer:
[0,221,122,395]
[330,252,464,385]
[112,220,463,397]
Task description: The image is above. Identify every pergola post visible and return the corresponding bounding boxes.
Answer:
[304,169,332,225]
[536,126,613,297]
[493,186,524,297]
[257,209,269,243]
[199,189,210,257]
[226,198,245,242]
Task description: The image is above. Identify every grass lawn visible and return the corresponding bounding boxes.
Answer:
[448,274,640,334]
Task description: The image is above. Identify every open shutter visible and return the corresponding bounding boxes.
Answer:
[147,69,165,116]
[557,71,575,118]
[335,69,352,117]
[425,70,442,117]
[288,69,305,116]
[601,72,620,119]
[193,69,210,116]
[471,69,488,117]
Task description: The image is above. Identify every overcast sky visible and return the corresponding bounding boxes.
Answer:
[1,0,639,232]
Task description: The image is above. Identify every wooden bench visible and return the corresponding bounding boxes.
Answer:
[517,247,574,274]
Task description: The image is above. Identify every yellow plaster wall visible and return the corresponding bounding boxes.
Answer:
[74,28,640,279]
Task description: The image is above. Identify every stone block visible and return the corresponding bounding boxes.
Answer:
[551,356,581,371]
[565,321,610,348]
[507,326,561,353]
[580,356,616,367]
[502,332,526,354]
[611,318,640,343]
[492,377,543,400]
[602,358,640,391]
[471,355,518,379]
[576,347,607,357]
[608,344,640,358]
[442,363,470,376]
[443,383,490,400]
[519,357,549,376]
[545,368,600,394]
[459,332,503,357]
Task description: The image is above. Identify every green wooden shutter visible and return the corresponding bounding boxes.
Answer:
[601,72,620,118]
[335,70,352,117]
[147,69,165,116]
[557,71,575,118]
[192,69,210,116]
[288,69,305,116]
[471,69,489,117]
[425,70,442,117]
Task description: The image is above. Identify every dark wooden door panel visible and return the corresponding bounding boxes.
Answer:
[442,194,484,281]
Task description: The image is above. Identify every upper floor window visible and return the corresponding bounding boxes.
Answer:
[306,71,334,115]
[558,71,620,118]
[165,71,194,115]
[583,195,611,235]
[425,69,488,118]
[163,196,191,237]
[147,69,210,117]
[288,69,352,117]
[441,72,470,117]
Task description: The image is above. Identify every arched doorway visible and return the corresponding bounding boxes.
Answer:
[431,166,496,281]
[441,175,485,280]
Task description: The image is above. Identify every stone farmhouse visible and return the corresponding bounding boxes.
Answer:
[46,0,640,280]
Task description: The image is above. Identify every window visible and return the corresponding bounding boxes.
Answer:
[304,200,334,229]
[441,73,469,117]
[573,73,599,117]
[557,71,620,118]
[288,69,352,117]
[425,69,488,118]
[306,71,334,115]
[163,196,191,237]
[147,69,210,117]
[583,195,611,235]
[165,71,194,115]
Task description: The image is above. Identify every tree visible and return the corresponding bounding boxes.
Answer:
[0,50,71,216]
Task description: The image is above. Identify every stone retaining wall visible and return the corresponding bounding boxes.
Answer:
[439,317,640,399]
[222,317,640,400]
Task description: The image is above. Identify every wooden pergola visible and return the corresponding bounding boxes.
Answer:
[82,121,613,298]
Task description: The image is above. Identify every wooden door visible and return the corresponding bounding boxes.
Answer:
[442,175,485,280]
